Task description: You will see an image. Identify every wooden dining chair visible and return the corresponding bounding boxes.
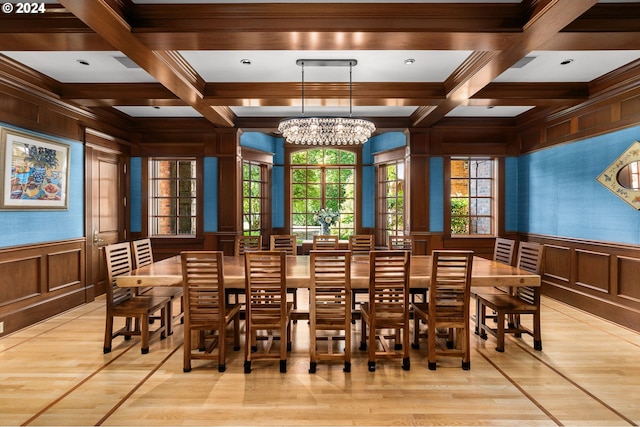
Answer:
[473,237,516,333]
[229,235,263,304]
[349,234,375,313]
[235,235,262,256]
[348,234,374,255]
[388,235,413,252]
[476,242,544,352]
[309,250,352,373]
[243,251,293,373]
[132,238,184,332]
[359,250,411,372]
[103,242,170,354]
[388,235,426,304]
[312,234,339,250]
[270,234,298,310]
[180,251,241,372]
[413,250,474,370]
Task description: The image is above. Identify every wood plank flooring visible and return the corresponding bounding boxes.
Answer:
[0,292,639,426]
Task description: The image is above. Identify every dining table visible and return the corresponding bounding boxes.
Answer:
[115,254,541,291]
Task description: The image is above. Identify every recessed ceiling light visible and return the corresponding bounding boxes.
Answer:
[76,59,90,66]
[561,59,574,65]
[404,58,415,65]
[240,59,251,65]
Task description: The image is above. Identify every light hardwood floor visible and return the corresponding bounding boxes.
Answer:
[1,292,639,426]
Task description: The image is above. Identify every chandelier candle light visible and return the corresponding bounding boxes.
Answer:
[278,59,376,146]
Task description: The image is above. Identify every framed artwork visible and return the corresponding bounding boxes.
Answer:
[596,140,640,210]
[0,127,70,209]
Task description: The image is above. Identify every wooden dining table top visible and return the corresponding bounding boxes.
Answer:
[115,254,540,290]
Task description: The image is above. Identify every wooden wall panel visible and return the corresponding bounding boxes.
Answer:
[577,105,612,132]
[0,90,40,123]
[617,256,640,303]
[0,239,87,336]
[527,234,640,332]
[575,249,610,293]
[620,93,640,119]
[546,120,572,141]
[47,249,82,292]
[0,256,41,304]
[543,244,571,283]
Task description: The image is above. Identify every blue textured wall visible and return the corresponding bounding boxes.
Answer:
[505,156,519,232]
[518,125,640,244]
[130,157,142,233]
[0,124,84,248]
[203,157,218,232]
[429,157,444,232]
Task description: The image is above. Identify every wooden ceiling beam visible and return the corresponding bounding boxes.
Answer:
[56,0,235,127]
[412,0,600,127]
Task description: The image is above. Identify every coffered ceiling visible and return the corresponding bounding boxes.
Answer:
[0,0,639,134]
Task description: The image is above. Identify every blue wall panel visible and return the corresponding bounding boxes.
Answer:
[519,125,640,244]
[130,157,142,233]
[430,157,444,232]
[203,157,218,232]
[362,165,375,228]
[0,125,84,248]
[505,156,519,232]
[272,165,285,228]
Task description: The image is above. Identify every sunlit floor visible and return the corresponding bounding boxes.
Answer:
[1,292,639,426]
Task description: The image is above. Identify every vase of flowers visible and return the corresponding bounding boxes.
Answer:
[315,208,340,235]
[24,144,59,185]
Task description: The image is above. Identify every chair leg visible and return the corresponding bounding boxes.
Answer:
[140,314,150,354]
[402,324,410,371]
[360,317,367,351]
[233,314,241,351]
[218,327,226,372]
[103,315,113,354]
[428,323,436,370]
[533,310,542,351]
[183,325,191,372]
[368,323,376,371]
[462,327,470,370]
[474,297,481,335]
[496,312,505,352]
[412,312,420,349]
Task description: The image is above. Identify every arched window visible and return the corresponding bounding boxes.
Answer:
[290,148,356,240]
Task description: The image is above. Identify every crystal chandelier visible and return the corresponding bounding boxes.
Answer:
[278,59,376,146]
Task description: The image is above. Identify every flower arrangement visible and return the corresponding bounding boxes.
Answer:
[24,144,59,169]
[314,208,340,234]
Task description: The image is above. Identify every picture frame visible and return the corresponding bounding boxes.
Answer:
[596,140,640,210]
[0,127,70,209]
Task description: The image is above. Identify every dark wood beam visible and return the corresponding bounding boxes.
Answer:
[56,0,235,127]
[412,0,600,127]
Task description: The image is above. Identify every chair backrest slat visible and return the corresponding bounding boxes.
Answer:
[270,235,297,256]
[310,250,351,312]
[368,251,410,311]
[104,242,135,307]
[514,242,544,304]
[429,250,474,322]
[493,238,515,266]
[181,251,225,324]
[349,235,374,256]
[388,235,413,253]
[235,235,262,256]
[245,251,287,314]
[312,235,339,250]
